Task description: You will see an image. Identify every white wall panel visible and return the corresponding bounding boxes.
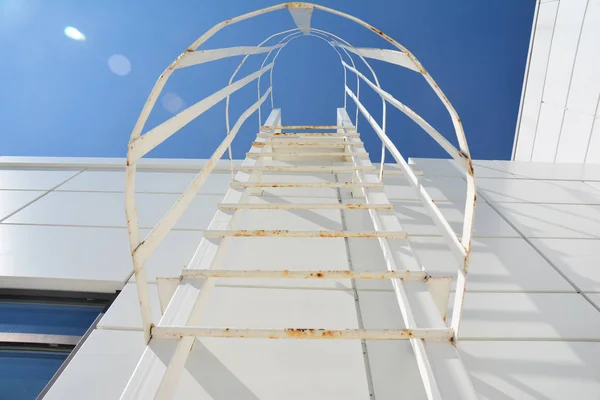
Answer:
[406,159,515,179]
[496,159,600,180]
[0,169,81,190]
[260,172,339,198]
[477,177,600,204]
[566,0,600,115]
[0,226,202,292]
[493,202,600,238]
[471,160,516,178]
[460,341,600,400]
[409,237,572,292]
[529,238,600,292]
[135,229,204,282]
[531,103,564,161]
[209,237,351,290]
[587,180,600,190]
[542,0,588,107]
[407,158,463,178]
[178,338,369,400]
[98,283,162,330]
[458,292,600,340]
[515,1,559,161]
[555,109,595,162]
[514,0,600,164]
[4,191,222,230]
[391,201,518,238]
[59,170,231,194]
[0,225,130,292]
[0,190,46,221]
[585,117,600,163]
[232,206,342,231]
[383,176,474,202]
[43,330,146,400]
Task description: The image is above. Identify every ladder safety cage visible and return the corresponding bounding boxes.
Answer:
[123,3,477,400]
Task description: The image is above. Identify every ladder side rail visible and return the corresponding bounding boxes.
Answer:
[120,108,279,400]
[337,111,444,400]
[345,87,467,266]
[343,71,476,334]
[126,88,270,342]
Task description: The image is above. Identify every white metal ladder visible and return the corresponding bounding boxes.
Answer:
[121,3,478,399]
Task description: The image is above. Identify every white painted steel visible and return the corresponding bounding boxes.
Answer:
[128,64,273,163]
[343,62,471,172]
[239,165,376,172]
[153,326,453,340]
[246,152,369,158]
[176,44,284,68]
[261,125,350,130]
[133,88,271,267]
[230,181,384,189]
[181,269,430,280]
[203,230,408,239]
[218,202,393,210]
[288,4,314,34]
[252,141,364,147]
[257,132,360,137]
[335,44,420,72]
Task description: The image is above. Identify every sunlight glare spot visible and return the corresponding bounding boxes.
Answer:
[64,26,86,41]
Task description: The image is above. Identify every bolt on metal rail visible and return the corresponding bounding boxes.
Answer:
[122,3,477,399]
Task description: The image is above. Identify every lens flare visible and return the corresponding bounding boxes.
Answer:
[108,54,132,76]
[64,26,86,41]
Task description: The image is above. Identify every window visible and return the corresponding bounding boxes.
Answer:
[0,289,116,400]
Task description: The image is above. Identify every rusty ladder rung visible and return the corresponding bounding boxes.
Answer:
[181,269,432,280]
[252,142,364,148]
[217,202,393,211]
[260,125,353,131]
[257,132,361,138]
[203,230,408,239]
[246,152,368,158]
[230,181,384,189]
[238,165,376,173]
[152,326,453,341]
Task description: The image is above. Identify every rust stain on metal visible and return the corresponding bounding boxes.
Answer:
[367,25,394,43]
[346,204,365,209]
[284,328,338,338]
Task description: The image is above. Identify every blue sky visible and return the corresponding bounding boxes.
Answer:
[0,0,535,161]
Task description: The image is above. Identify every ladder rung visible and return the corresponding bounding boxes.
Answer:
[218,202,393,210]
[203,230,408,238]
[252,142,364,148]
[246,152,368,158]
[230,181,384,189]
[239,165,375,173]
[181,269,430,280]
[152,326,453,340]
[257,132,360,138]
[261,125,352,131]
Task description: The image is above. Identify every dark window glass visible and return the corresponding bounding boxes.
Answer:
[0,302,104,336]
[0,350,68,400]
[0,291,115,400]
